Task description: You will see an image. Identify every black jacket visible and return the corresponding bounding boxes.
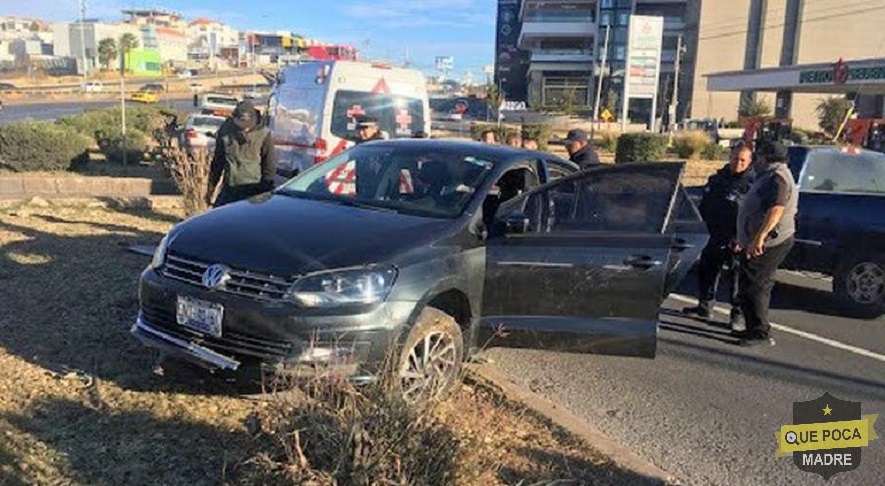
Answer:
[699,166,755,244]
[569,144,602,168]
[208,119,277,199]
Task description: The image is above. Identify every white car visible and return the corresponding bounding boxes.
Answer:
[200,92,240,116]
[181,114,225,156]
[177,70,193,79]
[83,81,104,93]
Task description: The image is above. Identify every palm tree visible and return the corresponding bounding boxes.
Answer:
[97,38,118,71]
[119,33,140,75]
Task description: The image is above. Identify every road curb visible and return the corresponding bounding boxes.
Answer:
[466,364,682,485]
[0,195,183,210]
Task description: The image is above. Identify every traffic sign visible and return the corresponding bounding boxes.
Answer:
[600,109,615,122]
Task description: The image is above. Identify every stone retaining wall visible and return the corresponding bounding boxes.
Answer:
[0,175,178,199]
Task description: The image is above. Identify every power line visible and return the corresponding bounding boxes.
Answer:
[698,3,885,42]
[697,0,884,38]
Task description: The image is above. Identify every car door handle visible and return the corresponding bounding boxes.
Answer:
[624,255,663,270]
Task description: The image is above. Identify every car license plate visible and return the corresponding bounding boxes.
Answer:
[176,296,223,337]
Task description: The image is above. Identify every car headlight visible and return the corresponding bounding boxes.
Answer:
[151,234,170,269]
[286,267,398,308]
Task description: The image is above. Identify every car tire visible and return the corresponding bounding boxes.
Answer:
[396,306,464,404]
[833,253,885,318]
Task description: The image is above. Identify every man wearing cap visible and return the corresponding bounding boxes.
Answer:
[206,100,276,207]
[354,115,385,144]
[565,129,601,169]
[734,140,798,347]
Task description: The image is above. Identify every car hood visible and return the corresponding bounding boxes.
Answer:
[167,193,454,277]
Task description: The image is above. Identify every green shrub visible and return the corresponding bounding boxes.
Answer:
[597,131,619,153]
[615,133,668,163]
[0,121,90,172]
[521,123,552,150]
[56,105,184,147]
[99,130,149,164]
[673,130,713,159]
[701,143,730,161]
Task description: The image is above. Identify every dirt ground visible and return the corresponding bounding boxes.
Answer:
[0,205,666,485]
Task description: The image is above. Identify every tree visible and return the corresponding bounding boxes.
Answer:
[485,82,503,120]
[97,38,118,71]
[29,21,40,32]
[815,97,854,137]
[738,97,773,118]
[119,33,140,74]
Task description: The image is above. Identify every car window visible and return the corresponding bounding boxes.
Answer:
[206,96,238,105]
[277,145,495,218]
[192,117,224,128]
[331,90,424,140]
[541,165,680,233]
[800,149,885,194]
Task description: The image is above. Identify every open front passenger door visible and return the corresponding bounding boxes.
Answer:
[479,163,686,358]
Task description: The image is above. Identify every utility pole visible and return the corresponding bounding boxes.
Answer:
[79,0,88,85]
[668,34,684,137]
[120,35,127,166]
[593,24,611,128]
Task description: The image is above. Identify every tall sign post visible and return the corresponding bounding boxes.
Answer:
[621,15,664,132]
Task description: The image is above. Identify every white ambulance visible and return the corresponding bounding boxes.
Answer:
[267,61,431,182]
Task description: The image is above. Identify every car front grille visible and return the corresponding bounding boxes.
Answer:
[140,301,294,360]
[161,251,293,300]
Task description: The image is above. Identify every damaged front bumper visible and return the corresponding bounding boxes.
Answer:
[132,316,242,371]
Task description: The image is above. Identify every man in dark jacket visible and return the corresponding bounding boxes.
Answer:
[564,129,601,168]
[683,145,755,327]
[205,100,276,207]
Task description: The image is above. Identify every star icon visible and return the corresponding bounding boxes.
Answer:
[823,405,833,416]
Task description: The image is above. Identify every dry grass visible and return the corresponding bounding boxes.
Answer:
[0,205,663,485]
[167,148,211,217]
[672,131,713,160]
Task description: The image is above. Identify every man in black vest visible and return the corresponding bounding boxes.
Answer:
[683,145,755,328]
[734,140,799,347]
[205,100,276,207]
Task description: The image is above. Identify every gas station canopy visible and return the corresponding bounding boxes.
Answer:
[706,57,885,95]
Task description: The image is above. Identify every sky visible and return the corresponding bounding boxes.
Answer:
[3,0,498,81]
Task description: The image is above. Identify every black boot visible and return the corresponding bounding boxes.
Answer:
[683,302,711,319]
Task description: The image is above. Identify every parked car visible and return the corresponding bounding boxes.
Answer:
[0,82,15,90]
[177,70,193,79]
[133,140,707,401]
[687,145,885,317]
[130,90,159,104]
[781,146,885,317]
[83,81,104,93]
[141,83,165,93]
[200,92,240,116]
[180,114,225,155]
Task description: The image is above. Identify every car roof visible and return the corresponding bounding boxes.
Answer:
[358,138,573,165]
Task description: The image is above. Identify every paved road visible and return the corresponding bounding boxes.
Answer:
[0,99,200,124]
[484,270,885,486]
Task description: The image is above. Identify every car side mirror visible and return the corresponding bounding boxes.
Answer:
[502,213,530,234]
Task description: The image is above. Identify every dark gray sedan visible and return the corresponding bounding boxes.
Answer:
[133,139,707,401]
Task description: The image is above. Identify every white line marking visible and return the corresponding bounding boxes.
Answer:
[668,293,885,363]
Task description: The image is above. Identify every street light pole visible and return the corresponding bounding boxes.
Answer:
[668,34,684,136]
[593,24,611,127]
[79,0,88,85]
[120,36,127,166]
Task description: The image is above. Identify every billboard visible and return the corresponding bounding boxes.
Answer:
[435,56,454,72]
[494,0,529,102]
[622,15,664,129]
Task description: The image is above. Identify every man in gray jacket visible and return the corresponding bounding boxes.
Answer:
[734,140,798,347]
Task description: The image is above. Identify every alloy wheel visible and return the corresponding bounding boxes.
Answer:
[399,330,459,403]
[847,261,885,304]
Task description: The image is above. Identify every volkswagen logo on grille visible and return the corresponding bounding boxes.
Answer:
[202,264,231,290]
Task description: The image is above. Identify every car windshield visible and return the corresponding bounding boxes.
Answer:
[191,117,224,128]
[331,90,424,139]
[277,145,495,218]
[207,96,238,105]
[800,149,885,194]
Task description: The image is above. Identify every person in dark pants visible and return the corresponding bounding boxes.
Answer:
[205,100,277,208]
[564,129,601,168]
[734,140,799,347]
[683,145,755,327]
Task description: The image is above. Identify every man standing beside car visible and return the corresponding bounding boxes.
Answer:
[734,140,798,347]
[564,129,601,168]
[206,100,276,207]
[683,145,755,328]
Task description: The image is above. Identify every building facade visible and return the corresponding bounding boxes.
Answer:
[496,0,694,124]
[52,21,140,73]
[123,9,188,66]
[187,18,239,60]
[691,0,885,129]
